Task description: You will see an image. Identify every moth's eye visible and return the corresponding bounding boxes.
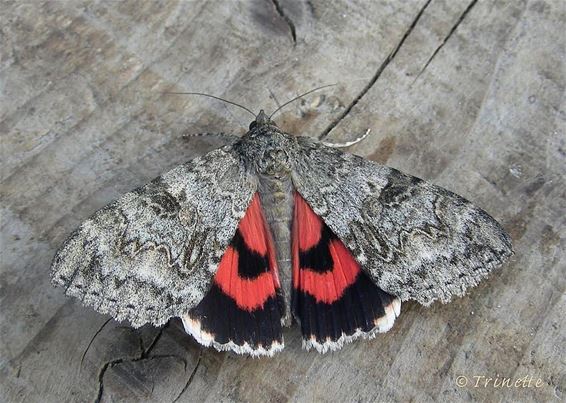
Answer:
[249,121,257,130]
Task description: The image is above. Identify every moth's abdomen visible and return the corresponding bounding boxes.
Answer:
[257,173,295,325]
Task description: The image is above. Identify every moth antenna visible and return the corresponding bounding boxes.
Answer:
[182,132,240,141]
[163,92,256,118]
[269,83,337,119]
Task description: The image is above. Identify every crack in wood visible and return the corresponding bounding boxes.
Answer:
[94,322,170,402]
[270,0,297,45]
[95,357,123,403]
[80,317,113,370]
[318,0,433,140]
[144,354,188,369]
[414,0,479,82]
[143,322,170,357]
[173,350,203,403]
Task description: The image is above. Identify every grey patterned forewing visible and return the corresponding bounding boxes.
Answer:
[291,136,513,305]
[51,145,256,327]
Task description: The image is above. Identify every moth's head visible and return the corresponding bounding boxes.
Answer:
[249,110,277,130]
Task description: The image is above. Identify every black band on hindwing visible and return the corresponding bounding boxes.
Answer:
[292,271,396,343]
[298,226,336,273]
[190,284,283,348]
[231,230,270,279]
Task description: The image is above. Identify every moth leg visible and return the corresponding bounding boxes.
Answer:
[321,128,371,148]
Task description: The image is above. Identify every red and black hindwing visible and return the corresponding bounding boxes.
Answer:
[291,192,401,352]
[182,194,283,356]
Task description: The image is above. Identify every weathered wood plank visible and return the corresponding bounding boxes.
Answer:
[1,0,564,402]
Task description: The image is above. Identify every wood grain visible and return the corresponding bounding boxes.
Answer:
[1,0,564,402]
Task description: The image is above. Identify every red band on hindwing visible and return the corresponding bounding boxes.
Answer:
[292,193,360,304]
[212,193,279,312]
[213,247,278,311]
[293,194,323,250]
[238,196,268,255]
[298,239,360,304]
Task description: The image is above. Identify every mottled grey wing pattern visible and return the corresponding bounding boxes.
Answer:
[291,136,513,305]
[51,145,256,327]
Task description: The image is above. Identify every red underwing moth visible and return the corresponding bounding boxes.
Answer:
[51,109,513,356]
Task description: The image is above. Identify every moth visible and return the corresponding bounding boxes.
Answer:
[51,107,513,356]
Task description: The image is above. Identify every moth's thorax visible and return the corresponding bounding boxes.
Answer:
[237,126,295,179]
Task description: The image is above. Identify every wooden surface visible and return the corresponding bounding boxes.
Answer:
[1,0,564,402]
